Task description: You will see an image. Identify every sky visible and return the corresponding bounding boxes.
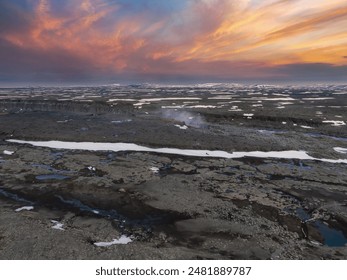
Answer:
[0,0,347,85]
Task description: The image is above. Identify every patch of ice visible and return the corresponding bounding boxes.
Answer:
[174,124,188,130]
[334,147,347,154]
[51,220,64,231]
[15,206,34,212]
[94,235,132,247]
[301,126,313,129]
[3,150,14,155]
[323,120,346,126]
[8,139,347,164]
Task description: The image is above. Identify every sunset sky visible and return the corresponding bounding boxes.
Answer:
[1,0,347,85]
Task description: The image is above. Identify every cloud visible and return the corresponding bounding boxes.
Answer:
[0,0,347,84]
[269,63,347,82]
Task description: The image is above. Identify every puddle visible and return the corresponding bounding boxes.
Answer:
[56,195,184,231]
[51,151,64,159]
[31,163,74,174]
[268,160,313,172]
[295,208,347,247]
[0,188,34,205]
[36,174,70,181]
[31,163,56,171]
[305,133,347,142]
[314,221,347,247]
[0,188,186,234]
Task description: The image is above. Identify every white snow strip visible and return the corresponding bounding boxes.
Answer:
[186,105,217,109]
[140,97,201,102]
[51,220,64,231]
[302,97,335,101]
[107,99,136,102]
[323,120,346,126]
[94,235,132,247]
[134,102,151,107]
[334,147,347,154]
[174,124,188,130]
[301,126,313,129]
[3,150,14,155]
[242,97,295,101]
[243,113,254,117]
[15,206,34,212]
[7,139,347,164]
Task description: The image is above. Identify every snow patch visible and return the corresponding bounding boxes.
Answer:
[334,147,347,154]
[150,167,159,174]
[8,139,347,164]
[323,120,346,126]
[15,206,34,212]
[174,124,188,130]
[51,220,64,231]
[94,235,133,247]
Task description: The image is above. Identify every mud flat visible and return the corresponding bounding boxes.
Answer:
[0,84,346,259]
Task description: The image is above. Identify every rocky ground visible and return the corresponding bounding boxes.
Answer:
[0,84,346,259]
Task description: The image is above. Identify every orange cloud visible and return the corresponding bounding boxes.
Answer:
[1,0,347,83]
